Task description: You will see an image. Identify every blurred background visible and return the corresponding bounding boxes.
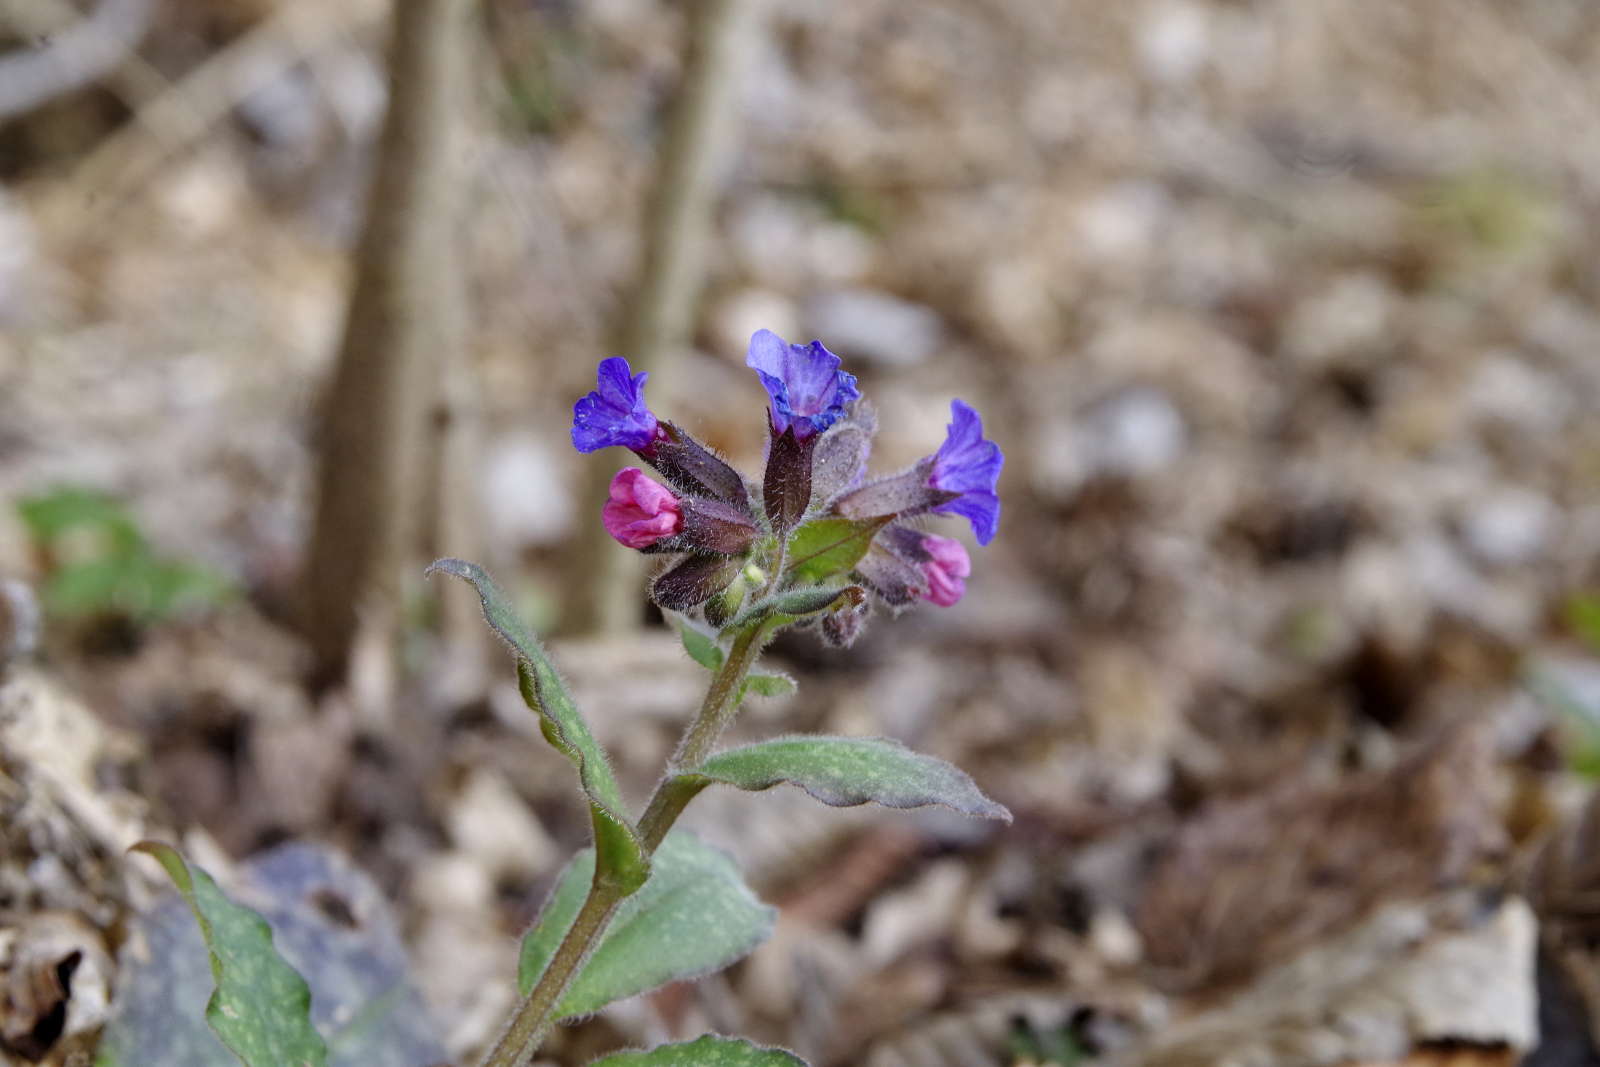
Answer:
[4,0,1600,1064]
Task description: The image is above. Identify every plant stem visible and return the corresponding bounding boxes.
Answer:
[479,881,622,1067]
[666,621,769,774]
[478,618,770,1067]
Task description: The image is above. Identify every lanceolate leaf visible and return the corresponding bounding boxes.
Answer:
[783,516,891,586]
[519,831,774,1020]
[130,842,328,1067]
[675,736,1011,821]
[427,559,648,894]
[589,1035,807,1066]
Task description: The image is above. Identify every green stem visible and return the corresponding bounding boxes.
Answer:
[479,879,623,1067]
[478,619,770,1067]
[666,621,769,774]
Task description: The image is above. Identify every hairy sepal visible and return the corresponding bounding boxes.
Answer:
[653,423,750,508]
[762,426,815,536]
[652,554,745,612]
[810,400,876,505]
[833,459,958,521]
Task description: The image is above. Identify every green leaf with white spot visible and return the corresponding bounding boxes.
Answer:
[783,516,890,586]
[130,842,327,1067]
[673,736,1010,821]
[519,831,774,1019]
[427,559,648,894]
[589,1035,807,1066]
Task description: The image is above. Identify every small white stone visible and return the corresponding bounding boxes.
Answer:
[1087,387,1187,477]
[712,288,800,361]
[1283,273,1396,369]
[1138,2,1211,86]
[1465,353,1573,436]
[1461,489,1556,566]
[445,769,557,882]
[1076,181,1174,263]
[482,432,573,547]
[411,851,495,914]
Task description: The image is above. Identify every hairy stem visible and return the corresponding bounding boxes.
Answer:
[479,618,769,1066]
[479,880,623,1067]
[665,621,769,775]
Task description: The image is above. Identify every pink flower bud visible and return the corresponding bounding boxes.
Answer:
[919,534,971,607]
[603,468,682,549]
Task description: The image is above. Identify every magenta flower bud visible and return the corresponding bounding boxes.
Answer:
[602,468,683,549]
[919,534,971,607]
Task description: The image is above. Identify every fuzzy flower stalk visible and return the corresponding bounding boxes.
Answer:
[434,329,1008,1067]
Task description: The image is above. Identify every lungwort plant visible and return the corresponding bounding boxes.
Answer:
[131,330,1009,1067]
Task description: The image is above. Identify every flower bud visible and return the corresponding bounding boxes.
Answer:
[652,422,750,508]
[918,534,971,607]
[820,600,868,647]
[602,468,682,549]
[854,540,927,607]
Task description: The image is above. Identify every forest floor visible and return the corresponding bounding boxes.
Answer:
[5,1,1600,1065]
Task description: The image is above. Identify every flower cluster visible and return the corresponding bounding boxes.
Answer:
[571,331,1002,641]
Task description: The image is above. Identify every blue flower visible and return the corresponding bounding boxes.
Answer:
[572,357,660,453]
[745,330,860,440]
[928,400,1003,545]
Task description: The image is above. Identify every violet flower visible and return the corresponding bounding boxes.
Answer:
[927,400,1003,545]
[745,330,860,441]
[603,468,682,549]
[573,357,661,453]
[918,534,971,607]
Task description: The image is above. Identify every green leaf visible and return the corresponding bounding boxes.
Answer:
[724,585,864,635]
[16,487,146,553]
[428,559,648,894]
[740,672,796,700]
[130,842,328,1067]
[589,1035,807,1066]
[99,843,447,1067]
[671,613,724,670]
[676,736,1011,821]
[783,516,890,586]
[519,831,774,1019]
